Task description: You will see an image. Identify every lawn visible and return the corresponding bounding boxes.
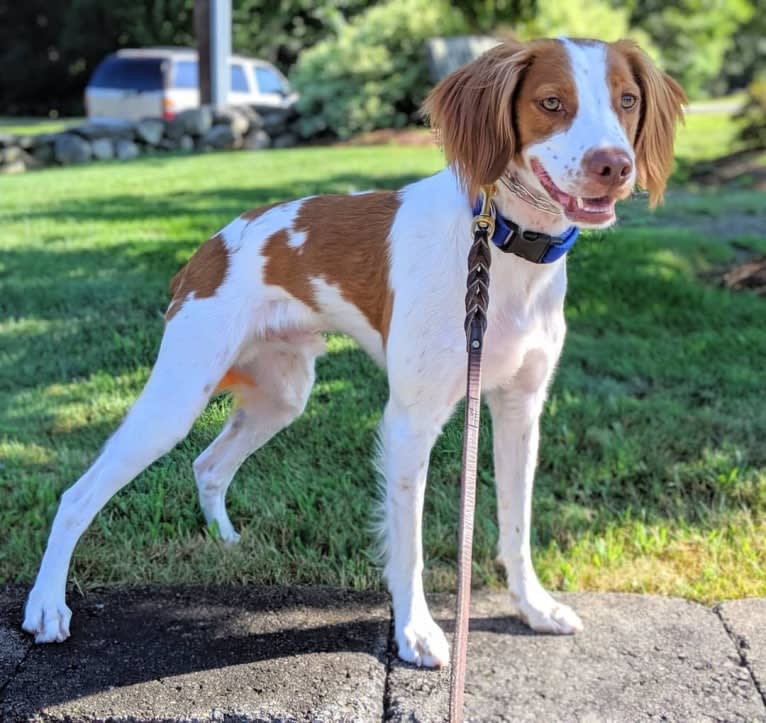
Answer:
[1,114,764,604]
[0,117,84,136]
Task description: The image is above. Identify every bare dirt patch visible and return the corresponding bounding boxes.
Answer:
[718,256,766,295]
[336,127,435,147]
[690,148,766,190]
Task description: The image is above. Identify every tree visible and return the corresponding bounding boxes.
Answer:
[623,0,753,98]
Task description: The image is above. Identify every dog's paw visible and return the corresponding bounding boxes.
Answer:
[22,592,72,643]
[511,588,583,635]
[396,616,450,668]
[212,520,240,546]
[221,528,241,546]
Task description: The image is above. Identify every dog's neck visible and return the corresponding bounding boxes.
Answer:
[492,170,573,238]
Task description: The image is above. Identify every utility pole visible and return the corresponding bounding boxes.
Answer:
[194,0,211,105]
[209,0,231,109]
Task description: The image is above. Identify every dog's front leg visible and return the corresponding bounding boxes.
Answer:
[487,361,583,634]
[380,397,451,668]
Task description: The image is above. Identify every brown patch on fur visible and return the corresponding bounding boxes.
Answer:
[513,40,577,151]
[262,192,400,344]
[214,367,257,394]
[610,40,686,207]
[166,233,229,321]
[605,45,642,145]
[262,228,320,311]
[423,39,578,199]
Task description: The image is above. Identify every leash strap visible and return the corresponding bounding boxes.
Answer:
[449,185,494,723]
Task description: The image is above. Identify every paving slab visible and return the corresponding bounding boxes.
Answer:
[1,585,389,723]
[0,588,32,692]
[718,599,766,709]
[386,592,766,722]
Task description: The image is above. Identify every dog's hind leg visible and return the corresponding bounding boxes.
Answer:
[23,309,245,643]
[193,335,324,543]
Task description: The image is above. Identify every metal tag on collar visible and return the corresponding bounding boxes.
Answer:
[471,184,496,239]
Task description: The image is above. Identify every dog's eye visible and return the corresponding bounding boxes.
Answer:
[540,97,562,112]
[621,93,637,109]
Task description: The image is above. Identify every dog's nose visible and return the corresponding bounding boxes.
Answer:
[582,148,633,190]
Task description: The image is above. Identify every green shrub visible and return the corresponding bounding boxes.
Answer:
[517,0,658,60]
[736,76,766,150]
[290,0,467,139]
[625,0,753,99]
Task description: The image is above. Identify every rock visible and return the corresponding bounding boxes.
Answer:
[73,121,134,140]
[287,117,305,136]
[15,135,36,150]
[135,118,165,146]
[0,159,27,175]
[260,110,287,133]
[202,124,237,150]
[0,132,16,147]
[29,132,58,147]
[1,149,41,174]
[179,135,195,151]
[54,133,92,164]
[158,136,181,151]
[1,145,23,164]
[259,108,291,134]
[164,116,187,140]
[91,138,114,161]
[243,129,271,150]
[175,107,213,136]
[115,139,140,160]
[237,105,264,129]
[271,132,299,149]
[31,141,54,165]
[213,107,250,137]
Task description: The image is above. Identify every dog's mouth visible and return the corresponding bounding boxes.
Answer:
[530,159,616,226]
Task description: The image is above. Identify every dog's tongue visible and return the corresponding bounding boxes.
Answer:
[531,160,615,223]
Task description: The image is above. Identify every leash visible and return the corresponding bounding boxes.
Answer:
[448,184,495,723]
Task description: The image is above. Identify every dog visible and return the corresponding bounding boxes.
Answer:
[23,37,685,668]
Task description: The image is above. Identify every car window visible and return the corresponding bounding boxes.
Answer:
[230,64,249,92]
[254,67,286,95]
[172,60,198,89]
[89,57,165,91]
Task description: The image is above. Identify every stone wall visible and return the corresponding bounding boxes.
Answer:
[0,106,302,174]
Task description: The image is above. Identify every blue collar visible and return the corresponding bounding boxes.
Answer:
[471,198,580,264]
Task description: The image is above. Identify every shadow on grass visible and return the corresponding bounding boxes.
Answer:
[1,173,425,227]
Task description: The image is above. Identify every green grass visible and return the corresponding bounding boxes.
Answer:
[673,111,742,164]
[1,120,765,603]
[0,117,84,136]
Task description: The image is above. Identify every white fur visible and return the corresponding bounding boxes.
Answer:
[25,39,651,660]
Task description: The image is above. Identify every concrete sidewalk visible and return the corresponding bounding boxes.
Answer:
[1,585,765,722]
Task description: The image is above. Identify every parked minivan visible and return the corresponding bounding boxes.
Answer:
[85,47,297,121]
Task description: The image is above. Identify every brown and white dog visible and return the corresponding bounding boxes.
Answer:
[23,38,685,667]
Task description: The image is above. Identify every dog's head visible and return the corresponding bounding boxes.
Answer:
[423,38,686,228]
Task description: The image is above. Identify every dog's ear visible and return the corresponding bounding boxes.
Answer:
[422,41,529,200]
[613,40,687,207]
